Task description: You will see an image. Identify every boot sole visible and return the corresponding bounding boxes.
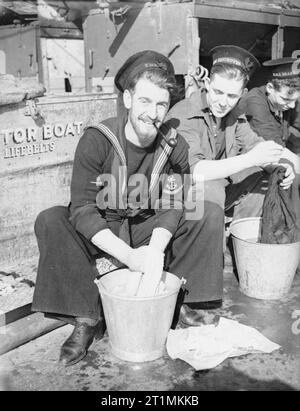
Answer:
[60,350,87,367]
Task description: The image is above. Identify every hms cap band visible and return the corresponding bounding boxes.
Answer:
[209,45,260,78]
[114,50,175,92]
[263,57,300,79]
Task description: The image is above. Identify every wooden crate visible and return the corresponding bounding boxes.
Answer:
[0,93,117,272]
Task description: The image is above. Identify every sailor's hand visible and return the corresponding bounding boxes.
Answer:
[137,245,165,297]
[247,141,284,167]
[125,246,148,273]
[279,163,295,189]
[126,245,164,296]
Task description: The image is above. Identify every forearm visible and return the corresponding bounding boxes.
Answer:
[91,229,132,265]
[193,154,253,181]
[149,227,172,252]
[289,126,300,138]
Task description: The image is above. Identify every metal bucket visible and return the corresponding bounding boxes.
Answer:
[95,269,182,362]
[230,217,300,300]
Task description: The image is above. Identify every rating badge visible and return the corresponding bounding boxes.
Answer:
[163,174,183,195]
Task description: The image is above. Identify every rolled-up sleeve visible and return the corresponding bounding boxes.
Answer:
[166,105,206,171]
[242,92,284,145]
[178,119,206,170]
[69,128,110,240]
[234,114,264,153]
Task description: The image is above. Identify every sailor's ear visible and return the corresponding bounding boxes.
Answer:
[266,82,274,94]
[123,89,132,109]
[242,88,248,96]
[204,77,210,90]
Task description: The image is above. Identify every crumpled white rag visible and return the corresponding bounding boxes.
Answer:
[166,317,280,370]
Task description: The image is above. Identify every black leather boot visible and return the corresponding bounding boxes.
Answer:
[59,318,106,366]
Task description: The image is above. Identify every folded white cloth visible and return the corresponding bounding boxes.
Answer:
[166,317,280,370]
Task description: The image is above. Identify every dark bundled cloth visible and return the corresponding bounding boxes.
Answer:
[261,166,300,244]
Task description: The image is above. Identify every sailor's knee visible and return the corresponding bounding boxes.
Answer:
[204,201,224,220]
[34,206,69,236]
[203,201,224,232]
[187,201,224,236]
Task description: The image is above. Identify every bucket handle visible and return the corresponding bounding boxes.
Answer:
[95,266,127,291]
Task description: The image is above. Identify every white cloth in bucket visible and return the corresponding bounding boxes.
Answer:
[166,317,280,370]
